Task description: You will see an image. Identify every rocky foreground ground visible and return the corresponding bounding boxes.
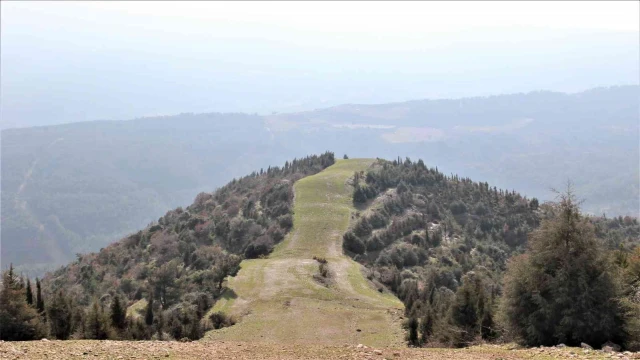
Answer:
[1,340,640,360]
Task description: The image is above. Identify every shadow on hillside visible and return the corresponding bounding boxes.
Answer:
[218,288,238,302]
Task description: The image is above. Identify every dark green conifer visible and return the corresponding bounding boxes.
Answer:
[500,189,626,347]
[110,295,126,330]
[420,308,434,345]
[145,293,154,326]
[85,299,111,340]
[35,278,45,315]
[47,290,72,339]
[0,265,45,340]
[407,316,419,346]
[25,278,33,306]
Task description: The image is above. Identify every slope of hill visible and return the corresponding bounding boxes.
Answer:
[2,154,638,351]
[2,86,638,275]
[39,157,407,346]
[1,113,293,275]
[342,157,640,346]
[40,153,336,341]
[205,159,404,347]
[266,85,639,217]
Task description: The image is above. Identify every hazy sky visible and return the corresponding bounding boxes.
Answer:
[6,1,638,33]
[1,1,638,128]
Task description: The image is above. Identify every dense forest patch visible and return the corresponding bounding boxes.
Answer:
[344,157,640,349]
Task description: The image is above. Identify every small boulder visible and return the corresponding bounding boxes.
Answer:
[357,344,364,349]
[556,344,567,348]
[41,338,49,342]
[373,349,383,355]
[581,343,593,350]
[603,346,615,353]
[603,342,621,352]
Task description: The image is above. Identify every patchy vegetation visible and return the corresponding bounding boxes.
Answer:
[205,159,405,347]
[2,154,638,354]
[0,153,335,341]
[345,157,640,349]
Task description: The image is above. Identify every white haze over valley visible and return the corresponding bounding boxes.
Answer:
[1,1,638,128]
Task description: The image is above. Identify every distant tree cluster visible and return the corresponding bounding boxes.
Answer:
[0,153,335,341]
[345,157,640,349]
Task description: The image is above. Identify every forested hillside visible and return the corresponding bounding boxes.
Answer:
[1,113,293,275]
[269,85,639,217]
[2,86,638,275]
[0,153,335,341]
[1,154,638,350]
[344,158,640,348]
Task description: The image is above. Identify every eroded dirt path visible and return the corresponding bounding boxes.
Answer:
[205,159,405,347]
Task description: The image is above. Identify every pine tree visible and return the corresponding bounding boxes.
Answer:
[620,247,640,351]
[156,309,165,340]
[450,272,484,346]
[71,303,85,338]
[354,217,372,237]
[110,295,127,331]
[480,307,495,340]
[397,180,409,194]
[500,188,626,347]
[25,278,33,306]
[145,293,154,326]
[35,278,45,315]
[0,265,44,340]
[353,184,367,203]
[187,313,202,340]
[407,316,419,346]
[85,299,111,340]
[47,290,72,339]
[420,308,434,345]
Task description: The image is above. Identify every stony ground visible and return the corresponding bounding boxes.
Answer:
[2,340,639,360]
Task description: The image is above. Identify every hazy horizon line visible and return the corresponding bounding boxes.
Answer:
[2,83,637,132]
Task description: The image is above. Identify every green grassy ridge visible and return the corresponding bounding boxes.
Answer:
[272,159,374,260]
[205,159,404,346]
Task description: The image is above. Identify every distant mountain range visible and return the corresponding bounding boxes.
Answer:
[2,85,638,275]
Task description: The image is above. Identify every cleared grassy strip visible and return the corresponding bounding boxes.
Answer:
[346,260,403,308]
[205,159,404,347]
[272,158,373,259]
